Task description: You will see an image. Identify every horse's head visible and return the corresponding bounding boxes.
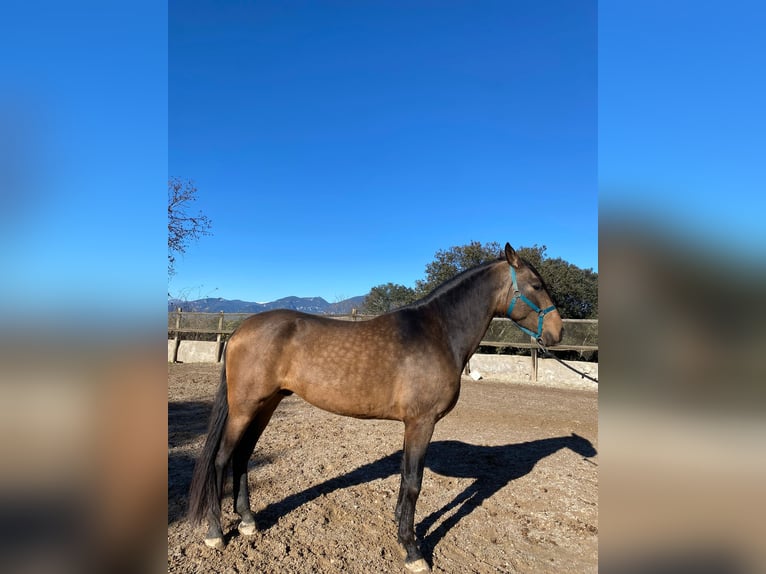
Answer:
[502,243,563,348]
[566,432,598,458]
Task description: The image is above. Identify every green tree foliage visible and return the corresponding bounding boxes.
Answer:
[514,244,598,319]
[362,283,417,314]
[515,244,547,269]
[408,241,597,319]
[540,257,598,319]
[414,240,503,297]
[168,177,212,277]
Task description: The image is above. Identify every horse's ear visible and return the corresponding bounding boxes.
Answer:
[505,243,521,268]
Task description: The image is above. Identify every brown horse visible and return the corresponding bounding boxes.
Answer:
[188,243,563,572]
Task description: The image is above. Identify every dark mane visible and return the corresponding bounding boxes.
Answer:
[402,258,503,310]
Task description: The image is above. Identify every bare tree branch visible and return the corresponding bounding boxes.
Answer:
[168,177,212,277]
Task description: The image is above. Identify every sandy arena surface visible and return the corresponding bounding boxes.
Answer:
[168,362,598,573]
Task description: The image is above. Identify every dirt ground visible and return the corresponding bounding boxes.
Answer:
[168,363,598,573]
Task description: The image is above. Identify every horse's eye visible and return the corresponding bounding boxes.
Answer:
[531,283,542,291]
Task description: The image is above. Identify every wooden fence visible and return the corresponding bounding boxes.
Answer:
[168,310,597,381]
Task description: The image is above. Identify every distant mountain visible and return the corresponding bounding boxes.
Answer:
[168,294,367,315]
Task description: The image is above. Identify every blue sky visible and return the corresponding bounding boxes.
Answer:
[599,1,766,263]
[169,1,597,302]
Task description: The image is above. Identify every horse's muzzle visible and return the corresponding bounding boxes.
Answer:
[540,324,563,348]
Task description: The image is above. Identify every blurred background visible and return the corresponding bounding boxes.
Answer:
[599,215,766,573]
[1,2,167,573]
[600,2,766,572]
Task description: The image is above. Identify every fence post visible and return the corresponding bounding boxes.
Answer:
[171,307,182,363]
[530,336,538,382]
[215,311,225,363]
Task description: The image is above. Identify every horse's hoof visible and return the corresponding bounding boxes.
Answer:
[238,520,257,536]
[404,558,431,572]
[204,536,224,550]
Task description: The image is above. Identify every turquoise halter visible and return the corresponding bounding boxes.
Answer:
[506,267,557,343]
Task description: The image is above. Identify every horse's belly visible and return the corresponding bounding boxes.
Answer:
[294,383,399,420]
[282,363,400,420]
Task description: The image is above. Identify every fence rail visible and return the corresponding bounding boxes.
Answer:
[168,310,597,380]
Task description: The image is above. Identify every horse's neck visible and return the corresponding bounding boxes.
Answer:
[428,264,504,371]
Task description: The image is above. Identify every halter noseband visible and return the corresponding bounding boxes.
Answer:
[506,267,557,344]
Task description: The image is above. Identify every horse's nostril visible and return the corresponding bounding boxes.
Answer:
[543,329,563,347]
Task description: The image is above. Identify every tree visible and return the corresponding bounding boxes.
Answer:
[415,241,598,319]
[362,283,417,314]
[537,257,598,319]
[515,244,547,269]
[168,178,212,277]
[414,240,503,296]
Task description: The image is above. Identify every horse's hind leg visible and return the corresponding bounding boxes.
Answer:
[231,393,284,536]
[203,412,253,549]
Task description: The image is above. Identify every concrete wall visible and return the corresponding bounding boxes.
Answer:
[466,354,598,390]
[167,340,597,389]
[167,340,219,363]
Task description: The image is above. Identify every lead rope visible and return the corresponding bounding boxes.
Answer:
[535,339,598,384]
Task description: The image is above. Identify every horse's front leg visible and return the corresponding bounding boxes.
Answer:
[396,419,435,573]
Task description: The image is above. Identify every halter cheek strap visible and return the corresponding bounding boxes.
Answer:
[506,267,557,342]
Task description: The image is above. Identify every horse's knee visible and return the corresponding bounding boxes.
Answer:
[402,476,421,501]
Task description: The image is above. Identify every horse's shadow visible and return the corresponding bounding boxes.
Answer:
[253,433,597,562]
[416,435,596,561]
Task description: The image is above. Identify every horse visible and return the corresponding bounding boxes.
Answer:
[187,243,563,572]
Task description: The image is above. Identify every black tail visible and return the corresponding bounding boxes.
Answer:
[187,356,229,525]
